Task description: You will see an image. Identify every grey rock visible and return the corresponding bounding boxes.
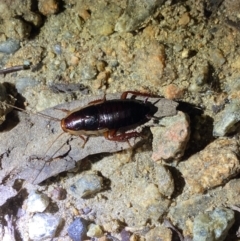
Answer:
[0,39,20,54]
[213,99,240,136]
[193,208,235,241]
[70,172,103,198]
[115,0,165,32]
[26,191,50,213]
[28,213,61,240]
[67,218,87,241]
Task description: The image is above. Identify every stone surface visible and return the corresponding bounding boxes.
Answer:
[86,223,103,238]
[144,225,172,241]
[67,218,88,241]
[213,99,240,136]
[26,191,50,213]
[168,179,240,233]
[179,138,240,194]
[151,111,190,161]
[0,39,20,54]
[28,213,61,240]
[69,172,103,198]
[115,0,165,32]
[193,208,235,241]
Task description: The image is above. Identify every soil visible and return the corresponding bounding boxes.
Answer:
[1,0,240,240]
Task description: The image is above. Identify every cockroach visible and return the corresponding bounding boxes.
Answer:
[2,91,161,184]
[60,91,159,145]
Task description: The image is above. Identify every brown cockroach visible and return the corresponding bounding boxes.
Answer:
[2,91,161,184]
[60,91,159,144]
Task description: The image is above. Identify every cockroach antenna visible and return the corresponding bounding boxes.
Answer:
[2,102,61,122]
[0,64,30,75]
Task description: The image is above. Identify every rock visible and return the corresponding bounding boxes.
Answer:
[208,48,226,67]
[151,111,190,161]
[115,0,165,32]
[154,164,175,198]
[67,218,88,241]
[193,208,235,241]
[179,139,240,194]
[164,84,185,99]
[120,229,131,241]
[0,39,20,54]
[69,172,103,198]
[168,179,240,232]
[49,186,67,200]
[28,213,61,240]
[178,12,191,26]
[213,99,240,136]
[87,223,103,238]
[38,0,59,16]
[26,191,50,213]
[130,183,170,222]
[3,18,31,40]
[85,2,122,36]
[81,65,98,80]
[144,226,172,241]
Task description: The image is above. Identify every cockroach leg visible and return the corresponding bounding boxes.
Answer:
[104,130,141,142]
[120,91,160,100]
[87,93,106,105]
[54,107,70,114]
[79,135,88,148]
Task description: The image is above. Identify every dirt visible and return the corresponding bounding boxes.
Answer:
[1,0,240,240]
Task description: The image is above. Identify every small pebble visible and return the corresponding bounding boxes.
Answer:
[0,39,20,54]
[38,0,59,16]
[70,172,103,198]
[181,48,190,58]
[53,44,62,55]
[193,208,235,241]
[178,12,191,26]
[164,84,184,99]
[81,65,97,80]
[50,186,67,200]
[87,223,103,238]
[26,191,50,213]
[208,48,226,67]
[28,213,61,240]
[68,218,88,241]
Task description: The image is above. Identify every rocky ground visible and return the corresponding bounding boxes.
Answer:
[1,0,240,240]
